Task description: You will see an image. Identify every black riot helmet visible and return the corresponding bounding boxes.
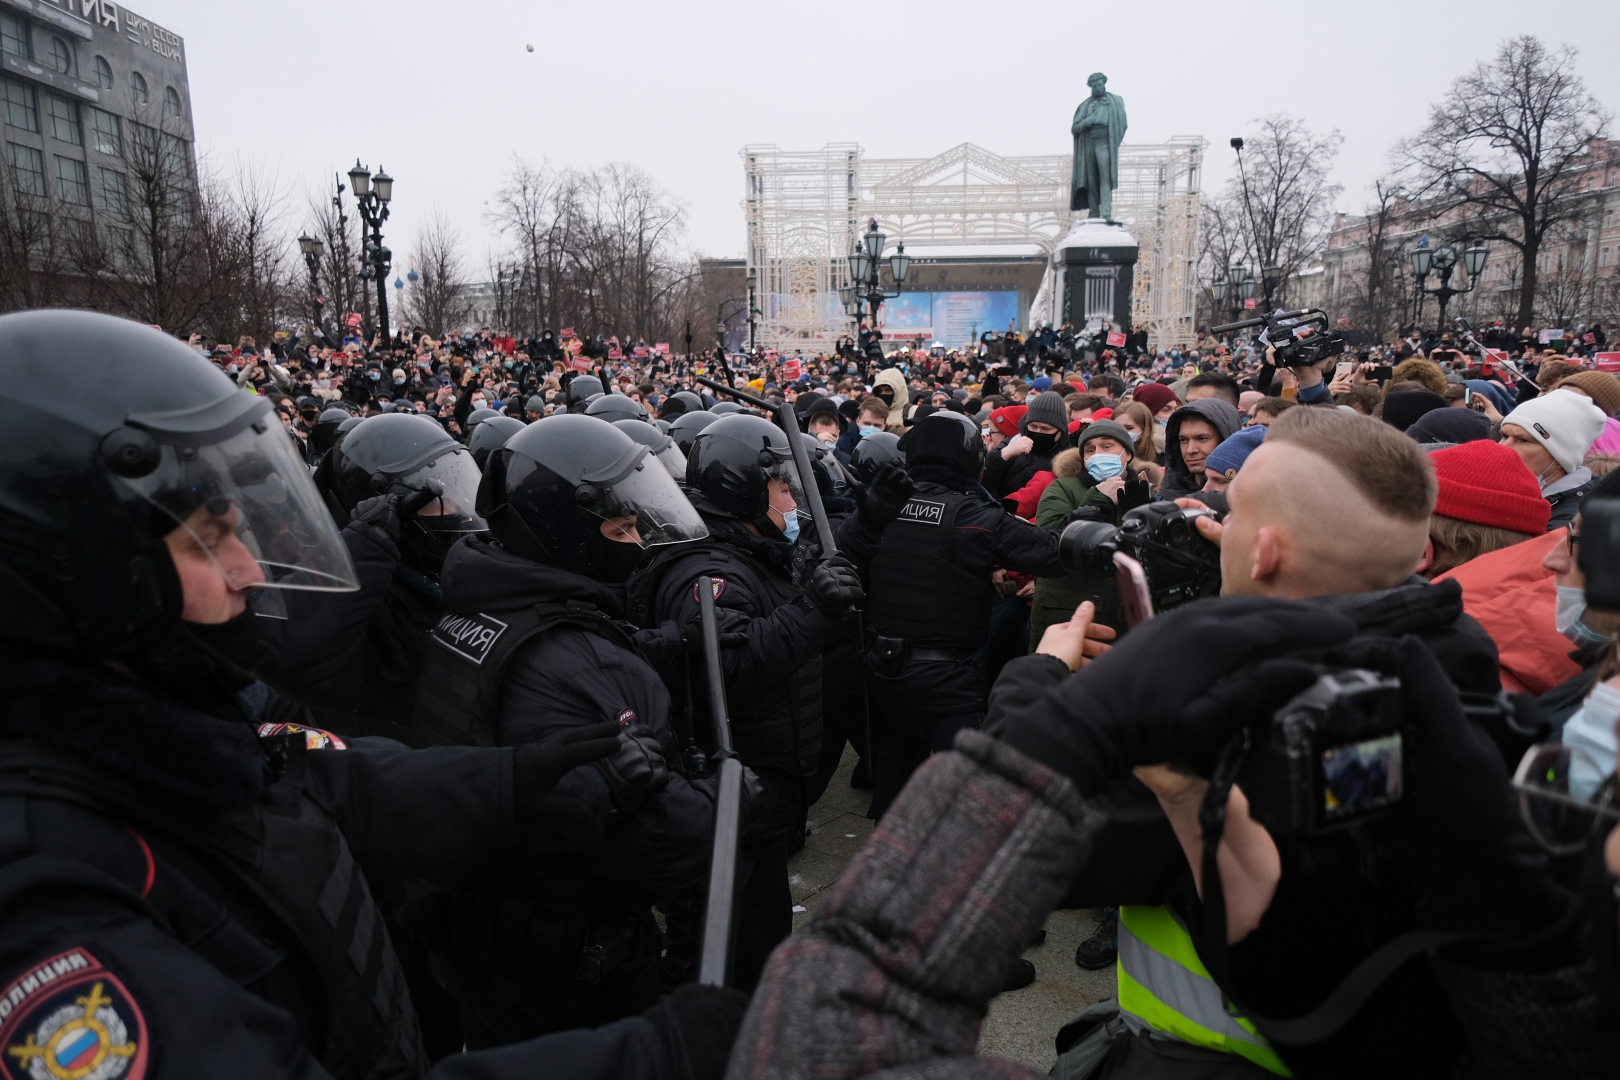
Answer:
[466,414,525,471]
[899,411,986,479]
[799,433,848,497]
[586,394,650,424]
[322,413,487,576]
[565,375,604,413]
[669,410,719,455]
[478,414,707,582]
[613,417,687,481]
[0,309,358,663]
[309,407,351,455]
[848,430,904,485]
[336,415,364,437]
[685,413,807,527]
[467,407,501,429]
[671,390,706,414]
[710,400,745,416]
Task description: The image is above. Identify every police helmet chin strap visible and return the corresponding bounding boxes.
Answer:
[1193,734,1473,1048]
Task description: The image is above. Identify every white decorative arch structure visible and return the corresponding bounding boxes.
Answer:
[741,137,1205,352]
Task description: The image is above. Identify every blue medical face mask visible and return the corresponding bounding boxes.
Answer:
[859,425,881,438]
[779,510,801,544]
[1086,453,1125,481]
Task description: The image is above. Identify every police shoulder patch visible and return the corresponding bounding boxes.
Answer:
[693,578,726,602]
[615,708,637,727]
[429,612,509,665]
[0,950,148,1080]
[256,723,348,751]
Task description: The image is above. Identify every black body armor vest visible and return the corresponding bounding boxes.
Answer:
[631,540,823,777]
[0,737,428,1080]
[868,490,998,648]
[411,601,641,748]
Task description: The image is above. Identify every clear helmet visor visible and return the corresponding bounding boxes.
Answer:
[762,448,808,517]
[652,442,688,482]
[394,448,487,533]
[582,455,708,550]
[117,419,359,595]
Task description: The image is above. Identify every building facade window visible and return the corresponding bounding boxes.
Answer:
[163,85,181,118]
[0,12,29,60]
[7,143,46,196]
[55,154,88,205]
[96,165,125,214]
[93,55,113,90]
[130,71,147,105]
[89,107,119,155]
[48,36,70,75]
[47,94,81,147]
[1603,247,1612,268]
[4,78,38,133]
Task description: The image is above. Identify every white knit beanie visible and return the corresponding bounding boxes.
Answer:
[1501,388,1607,474]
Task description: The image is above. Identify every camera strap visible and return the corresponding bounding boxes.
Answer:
[1193,733,1474,1047]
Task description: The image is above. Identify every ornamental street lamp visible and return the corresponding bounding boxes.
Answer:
[1210,262,1256,324]
[846,218,910,329]
[1411,235,1489,334]
[349,159,395,343]
[297,232,327,337]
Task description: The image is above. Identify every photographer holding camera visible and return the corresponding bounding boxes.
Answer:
[726,405,1606,1080]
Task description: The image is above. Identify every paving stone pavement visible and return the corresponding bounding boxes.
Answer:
[787,746,1117,1074]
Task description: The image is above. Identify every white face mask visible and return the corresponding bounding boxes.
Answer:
[1561,681,1620,800]
[1555,585,1609,648]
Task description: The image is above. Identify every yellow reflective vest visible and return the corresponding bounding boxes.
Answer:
[1116,905,1291,1076]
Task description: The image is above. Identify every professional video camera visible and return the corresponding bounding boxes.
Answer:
[1236,668,1411,839]
[1211,307,1346,368]
[1057,502,1222,614]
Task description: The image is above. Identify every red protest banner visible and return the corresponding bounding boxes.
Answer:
[633,345,649,360]
[1106,331,1126,348]
[1243,298,1256,310]
[559,327,574,339]
[344,312,362,328]
[571,355,591,372]
[567,339,583,355]
[655,342,670,355]
[608,346,623,360]
[783,358,801,380]
[1594,353,1620,373]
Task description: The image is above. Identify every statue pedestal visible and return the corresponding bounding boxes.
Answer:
[1054,217,1138,334]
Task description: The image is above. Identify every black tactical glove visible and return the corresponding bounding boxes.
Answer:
[853,462,916,530]
[989,596,1356,796]
[513,721,623,827]
[642,983,751,1080]
[680,606,752,653]
[1386,639,1578,963]
[595,724,671,817]
[806,554,865,619]
[350,480,443,543]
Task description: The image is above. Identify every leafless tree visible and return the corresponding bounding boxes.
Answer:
[1215,114,1343,309]
[1337,180,1410,342]
[399,209,471,335]
[1396,35,1611,326]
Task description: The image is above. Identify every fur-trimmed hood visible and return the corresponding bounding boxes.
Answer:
[1052,447,1083,479]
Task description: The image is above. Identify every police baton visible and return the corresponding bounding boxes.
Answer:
[696,575,744,987]
[696,376,875,801]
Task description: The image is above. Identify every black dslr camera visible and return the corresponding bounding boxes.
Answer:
[1211,307,1345,368]
[1237,668,1411,838]
[1058,502,1222,614]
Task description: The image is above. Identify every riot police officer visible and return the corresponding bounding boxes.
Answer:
[630,414,867,991]
[0,310,736,1080]
[840,411,1065,820]
[467,413,525,471]
[668,410,718,457]
[408,415,723,1044]
[256,413,486,741]
[614,417,688,481]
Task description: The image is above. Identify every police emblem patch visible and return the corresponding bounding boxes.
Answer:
[0,950,147,1080]
[897,498,946,525]
[429,611,509,665]
[256,723,348,750]
[692,578,726,602]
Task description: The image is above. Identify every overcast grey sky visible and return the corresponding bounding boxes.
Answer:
[152,0,1617,272]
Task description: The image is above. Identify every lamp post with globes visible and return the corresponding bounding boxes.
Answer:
[348,160,395,344]
[1210,262,1257,325]
[843,218,911,330]
[1411,236,1489,334]
[296,233,327,339]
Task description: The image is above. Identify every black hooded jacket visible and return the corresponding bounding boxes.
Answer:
[436,536,718,896]
[1158,398,1243,500]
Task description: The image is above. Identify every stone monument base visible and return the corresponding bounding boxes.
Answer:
[1053,217,1138,334]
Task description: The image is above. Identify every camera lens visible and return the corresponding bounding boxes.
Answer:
[1058,519,1121,576]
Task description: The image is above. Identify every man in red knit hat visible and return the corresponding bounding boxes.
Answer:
[1422,441,1550,579]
